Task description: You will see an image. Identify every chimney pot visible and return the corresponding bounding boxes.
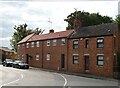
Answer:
[49,29,54,33]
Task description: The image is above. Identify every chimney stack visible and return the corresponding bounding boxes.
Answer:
[73,18,81,30]
[49,29,54,33]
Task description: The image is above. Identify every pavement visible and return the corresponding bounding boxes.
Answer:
[29,66,119,82]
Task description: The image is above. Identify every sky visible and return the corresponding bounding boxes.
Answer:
[0,0,119,49]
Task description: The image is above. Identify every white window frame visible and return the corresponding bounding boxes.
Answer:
[47,40,50,46]
[97,55,104,66]
[73,55,79,64]
[46,53,50,60]
[26,43,29,48]
[36,53,39,60]
[61,38,65,45]
[36,41,39,47]
[97,38,104,48]
[31,42,34,48]
[18,45,20,49]
[53,39,57,46]
[73,40,78,49]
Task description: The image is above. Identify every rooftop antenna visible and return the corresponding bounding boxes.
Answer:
[48,18,52,29]
[74,8,77,18]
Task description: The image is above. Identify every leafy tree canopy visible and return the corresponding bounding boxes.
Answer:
[10,23,44,52]
[64,10,114,30]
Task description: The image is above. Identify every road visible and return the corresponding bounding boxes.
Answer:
[0,65,119,87]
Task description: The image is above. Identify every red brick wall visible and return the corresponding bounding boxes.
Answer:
[43,38,68,71]
[17,43,26,61]
[68,36,115,77]
[25,41,43,68]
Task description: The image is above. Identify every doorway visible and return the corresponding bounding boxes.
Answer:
[84,56,89,72]
[61,54,65,70]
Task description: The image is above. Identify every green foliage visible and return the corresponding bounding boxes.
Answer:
[115,15,120,30]
[64,11,113,30]
[10,23,44,52]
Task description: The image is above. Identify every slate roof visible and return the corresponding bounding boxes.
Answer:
[17,33,35,44]
[28,30,74,42]
[70,23,118,38]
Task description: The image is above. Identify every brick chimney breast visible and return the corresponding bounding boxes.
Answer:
[49,29,54,33]
[73,19,81,30]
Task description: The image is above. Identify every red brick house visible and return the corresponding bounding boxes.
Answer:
[17,23,119,78]
[68,23,119,77]
[17,29,74,71]
[0,47,16,62]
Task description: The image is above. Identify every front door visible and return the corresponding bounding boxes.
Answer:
[61,54,65,70]
[26,54,29,64]
[84,56,89,72]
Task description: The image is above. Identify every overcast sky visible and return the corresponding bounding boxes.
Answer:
[0,1,119,49]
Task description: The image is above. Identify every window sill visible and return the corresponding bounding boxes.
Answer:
[96,65,103,67]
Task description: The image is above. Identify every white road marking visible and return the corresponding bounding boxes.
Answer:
[1,68,24,86]
[54,73,67,86]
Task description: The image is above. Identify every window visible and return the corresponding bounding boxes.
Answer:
[46,53,50,60]
[53,39,57,46]
[22,55,24,59]
[36,53,39,60]
[73,55,78,64]
[61,38,65,45]
[85,39,88,48]
[36,41,39,47]
[73,40,78,49]
[47,40,50,46]
[26,43,29,48]
[31,42,34,48]
[22,44,25,47]
[18,45,20,49]
[97,55,104,66]
[97,38,104,48]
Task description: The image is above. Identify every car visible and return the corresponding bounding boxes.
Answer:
[2,59,14,67]
[12,60,29,69]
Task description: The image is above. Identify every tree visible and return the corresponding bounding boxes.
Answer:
[64,11,113,30]
[115,15,120,30]
[10,23,44,52]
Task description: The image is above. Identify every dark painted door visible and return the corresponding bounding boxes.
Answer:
[84,56,89,72]
[26,54,29,64]
[61,54,65,69]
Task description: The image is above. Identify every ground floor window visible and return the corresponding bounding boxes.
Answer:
[46,53,50,61]
[36,53,39,60]
[73,55,78,64]
[97,55,104,66]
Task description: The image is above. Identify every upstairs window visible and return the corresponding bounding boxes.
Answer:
[73,40,78,49]
[97,38,104,48]
[26,43,29,48]
[46,53,50,60]
[31,42,34,48]
[73,55,78,64]
[47,40,50,46]
[36,53,39,60]
[18,45,20,49]
[36,41,39,47]
[85,39,89,48]
[53,39,57,46]
[97,55,104,66]
[22,44,25,47]
[61,38,65,45]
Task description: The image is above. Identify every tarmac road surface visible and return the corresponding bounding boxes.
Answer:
[0,65,119,87]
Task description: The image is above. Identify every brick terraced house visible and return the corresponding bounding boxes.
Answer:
[0,47,16,63]
[17,22,119,78]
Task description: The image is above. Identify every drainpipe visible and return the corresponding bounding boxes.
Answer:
[41,40,43,68]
